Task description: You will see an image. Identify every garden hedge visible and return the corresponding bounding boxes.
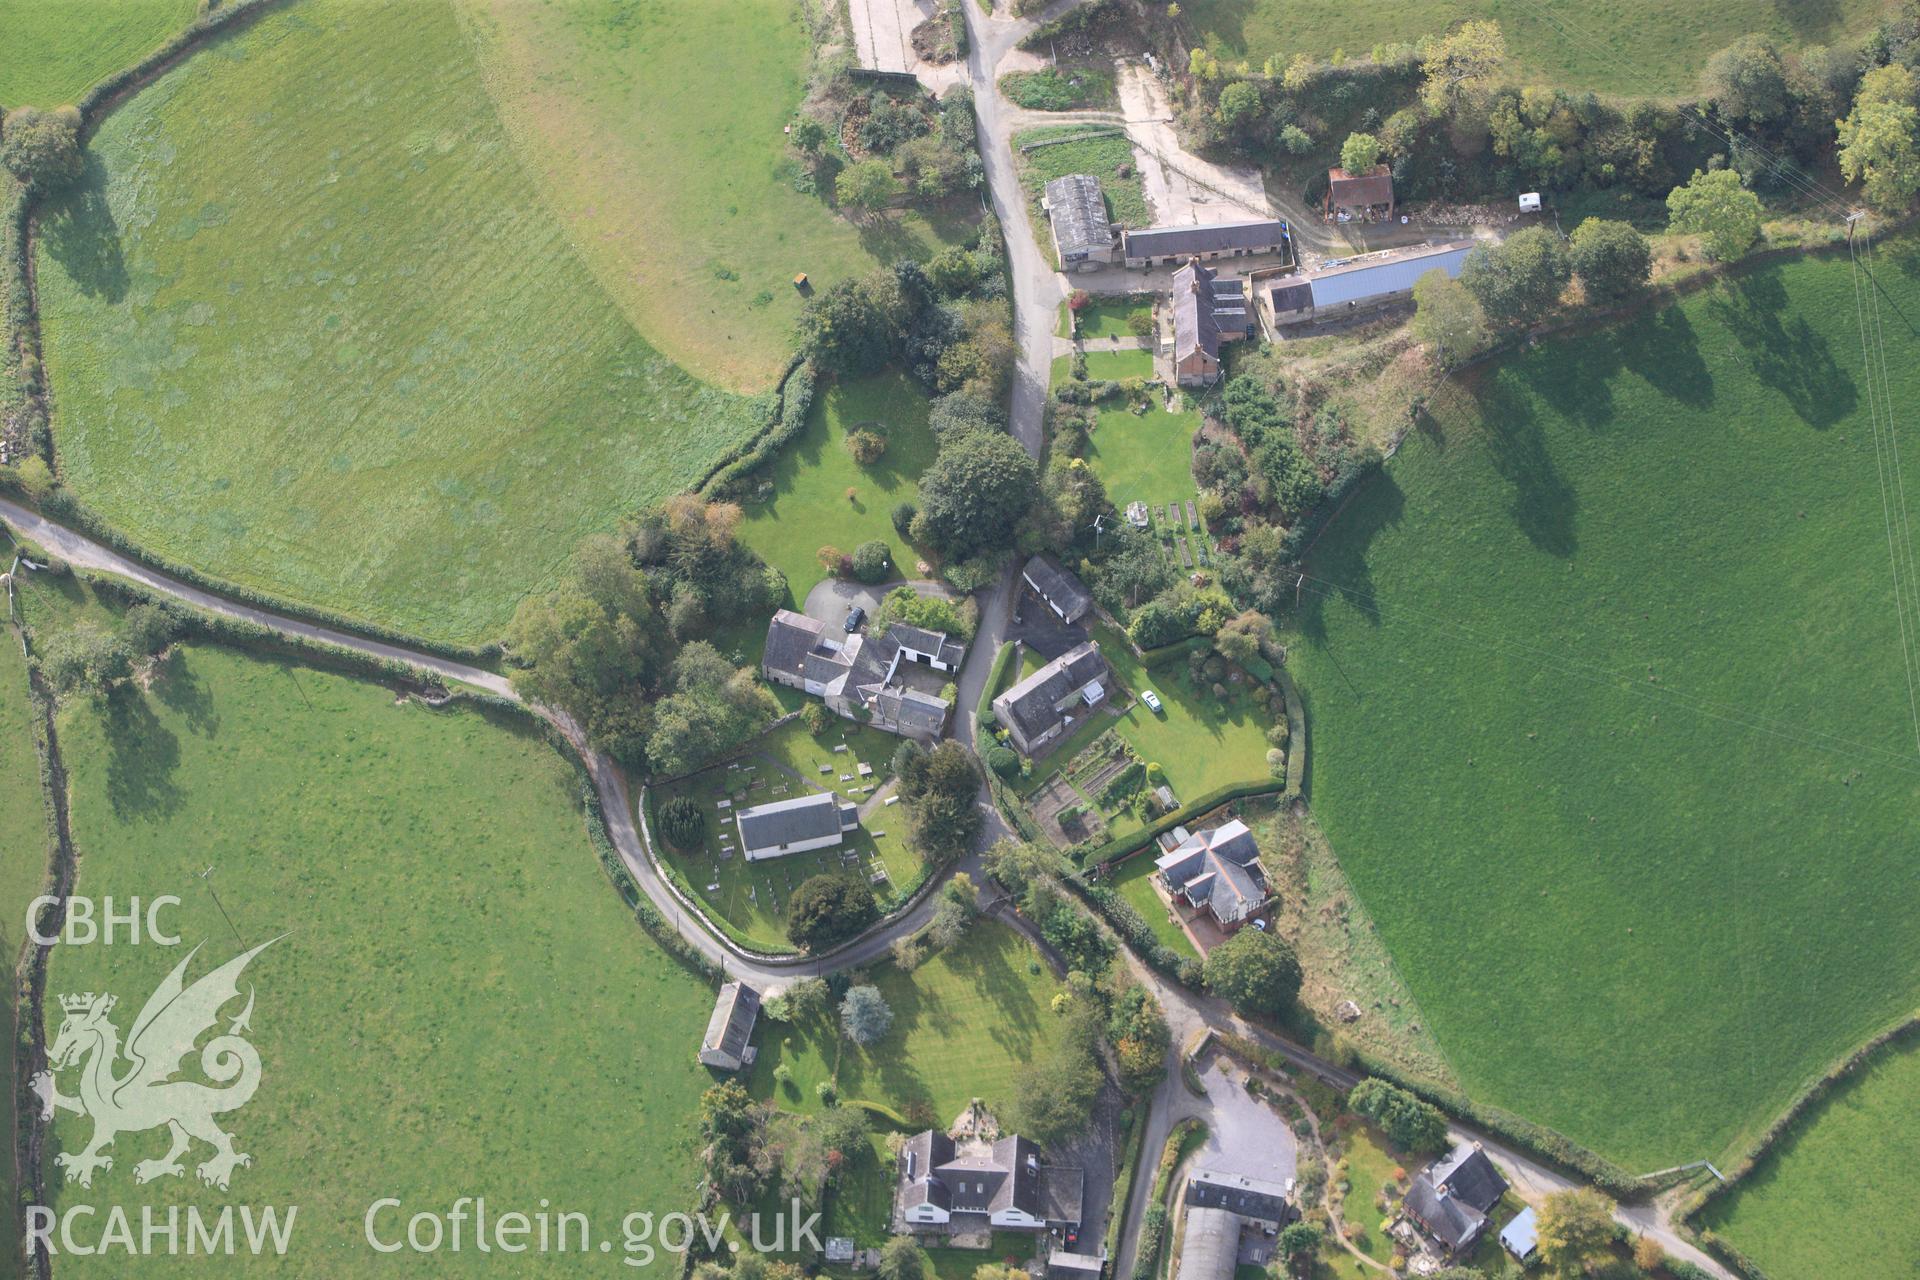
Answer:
[1084,778,1285,868]
[697,354,811,497]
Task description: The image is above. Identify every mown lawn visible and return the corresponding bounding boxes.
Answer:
[1284,244,1920,1168]
[748,919,1068,1127]
[0,0,197,107]
[1109,853,1198,958]
[457,0,975,390]
[737,370,939,607]
[44,642,714,1276]
[1073,299,1153,340]
[1085,403,1199,507]
[1697,1036,1920,1280]
[35,0,767,648]
[648,719,922,952]
[1179,0,1888,97]
[1083,348,1154,380]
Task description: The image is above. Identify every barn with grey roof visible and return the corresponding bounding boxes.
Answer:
[1123,218,1290,268]
[1044,174,1118,270]
[698,981,761,1072]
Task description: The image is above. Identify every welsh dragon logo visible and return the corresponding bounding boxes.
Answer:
[31,937,280,1191]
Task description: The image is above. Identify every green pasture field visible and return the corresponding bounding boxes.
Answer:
[0,0,197,107]
[747,918,1069,1126]
[1284,244,1920,1168]
[1083,348,1154,380]
[1179,0,1890,98]
[649,718,921,953]
[1073,299,1153,340]
[1109,854,1198,957]
[737,370,939,608]
[39,639,714,1277]
[0,609,45,1266]
[458,0,975,390]
[1084,403,1199,505]
[34,0,766,648]
[1697,1036,1920,1280]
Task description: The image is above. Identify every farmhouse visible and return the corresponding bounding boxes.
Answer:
[1402,1141,1509,1256]
[1185,1169,1294,1226]
[761,609,965,741]
[1324,165,1395,222]
[1154,819,1272,931]
[1176,1172,1295,1280]
[1265,241,1475,329]
[698,981,761,1072]
[1169,258,1254,388]
[1022,555,1093,623]
[734,791,861,862]
[993,641,1111,756]
[1044,174,1119,271]
[1122,219,1291,269]
[895,1130,1084,1235]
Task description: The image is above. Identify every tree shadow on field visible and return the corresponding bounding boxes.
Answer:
[104,685,182,822]
[853,213,933,265]
[1293,466,1406,648]
[39,155,128,304]
[1771,0,1847,41]
[1706,269,1856,429]
[1615,304,1713,408]
[152,649,219,738]
[1473,376,1578,557]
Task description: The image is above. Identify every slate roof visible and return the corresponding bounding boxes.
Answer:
[735,792,854,855]
[1185,1169,1293,1224]
[1268,279,1313,317]
[1040,1163,1085,1231]
[1022,555,1093,621]
[1427,1142,1507,1214]
[1045,174,1115,258]
[1326,165,1394,210]
[899,1130,1067,1222]
[1402,1178,1487,1254]
[1305,241,1473,310]
[1124,219,1289,260]
[883,623,967,669]
[1404,1142,1509,1254]
[700,982,760,1066]
[1155,820,1269,924]
[871,685,950,737]
[764,609,833,681]
[995,641,1108,743]
[1170,260,1249,366]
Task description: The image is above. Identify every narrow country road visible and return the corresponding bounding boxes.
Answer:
[0,20,1734,1272]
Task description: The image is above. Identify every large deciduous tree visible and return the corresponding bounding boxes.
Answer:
[1419,20,1506,121]
[915,430,1039,561]
[1666,168,1763,261]
[1568,218,1652,303]
[1838,65,1920,212]
[1535,1187,1618,1276]
[1202,927,1302,1016]
[0,105,83,191]
[786,874,879,952]
[1411,268,1490,366]
[1460,226,1572,325]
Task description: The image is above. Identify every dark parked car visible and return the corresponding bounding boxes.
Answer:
[844,606,866,632]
